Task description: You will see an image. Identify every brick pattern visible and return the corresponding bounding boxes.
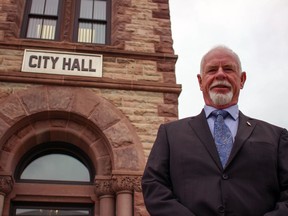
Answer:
[103,56,163,82]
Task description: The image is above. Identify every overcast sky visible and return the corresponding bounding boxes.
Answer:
[169,0,288,129]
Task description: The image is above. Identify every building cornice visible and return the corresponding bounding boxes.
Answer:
[0,71,182,94]
[0,41,178,62]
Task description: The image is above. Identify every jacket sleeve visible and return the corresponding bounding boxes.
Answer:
[264,128,288,216]
[141,124,196,216]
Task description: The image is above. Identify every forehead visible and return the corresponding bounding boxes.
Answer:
[203,49,239,67]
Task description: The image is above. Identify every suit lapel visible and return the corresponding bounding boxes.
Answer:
[225,111,256,168]
[188,110,256,170]
[188,109,223,170]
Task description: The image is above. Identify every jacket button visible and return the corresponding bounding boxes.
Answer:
[222,174,229,180]
[218,206,225,213]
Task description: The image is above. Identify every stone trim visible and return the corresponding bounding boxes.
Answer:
[113,175,142,193]
[95,177,114,197]
[0,175,13,196]
[0,86,145,173]
[94,174,142,197]
[0,71,181,94]
[0,42,177,61]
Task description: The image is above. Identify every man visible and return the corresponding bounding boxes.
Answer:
[141,46,288,216]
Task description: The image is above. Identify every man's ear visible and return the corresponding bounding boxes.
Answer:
[197,74,203,91]
[240,72,247,89]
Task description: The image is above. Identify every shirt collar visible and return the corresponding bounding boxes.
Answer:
[204,104,239,121]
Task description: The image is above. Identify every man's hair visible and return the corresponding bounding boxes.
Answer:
[200,45,242,74]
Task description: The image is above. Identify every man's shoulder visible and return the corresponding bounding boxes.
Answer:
[165,116,193,125]
[162,112,204,129]
[240,111,286,132]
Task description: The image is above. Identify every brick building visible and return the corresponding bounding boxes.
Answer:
[0,0,181,215]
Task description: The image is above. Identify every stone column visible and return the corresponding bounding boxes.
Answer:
[0,175,14,216]
[112,175,142,216]
[95,177,115,216]
[116,190,133,216]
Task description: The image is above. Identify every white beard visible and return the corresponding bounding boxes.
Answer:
[209,91,233,106]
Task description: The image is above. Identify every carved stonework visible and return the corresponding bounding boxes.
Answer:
[95,178,114,197]
[0,175,14,195]
[112,175,142,192]
[95,175,142,197]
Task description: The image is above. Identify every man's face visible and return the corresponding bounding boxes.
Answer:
[197,49,246,109]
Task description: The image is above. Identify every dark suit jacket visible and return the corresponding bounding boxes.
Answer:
[142,110,288,216]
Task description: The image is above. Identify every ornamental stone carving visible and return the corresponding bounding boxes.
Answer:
[0,175,13,195]
[112,175,142,193]
[95,178,114,197]
[95,175,142,197]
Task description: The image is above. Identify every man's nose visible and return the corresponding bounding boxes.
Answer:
[215,67,227,79]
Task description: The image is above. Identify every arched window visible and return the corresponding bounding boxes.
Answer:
[15,142,94,183]
[12,142,96,216]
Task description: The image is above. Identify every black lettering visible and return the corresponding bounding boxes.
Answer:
[71,58,80,71]
[89,59,96,72]
[51,57,59,69]
[62,58,71,70]
[42,56,50,69]
[37,56,42,68]
[81,59,89,71]
[29,55,38,68]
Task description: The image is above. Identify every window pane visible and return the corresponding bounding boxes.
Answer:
[30,0,45,14]
[78,22,93,43]
[80,0,93,19]
[26,18,42,38]
[94,1,106,20]
[42,19,56,39]
[20,154,90,182]
[30,0,59,15]
[44,0,59,15]
[78,23,106,44]
[26,18,56,39]
[16,208,90,216]
[93,23,106,44]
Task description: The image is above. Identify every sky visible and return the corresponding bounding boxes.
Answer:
[169,0,288,129]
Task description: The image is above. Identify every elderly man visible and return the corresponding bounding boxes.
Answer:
[142,46,288,216]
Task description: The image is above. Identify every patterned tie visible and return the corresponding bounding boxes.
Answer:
[212,110,233,167]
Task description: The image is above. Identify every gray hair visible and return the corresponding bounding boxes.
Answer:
[200,45,242,75]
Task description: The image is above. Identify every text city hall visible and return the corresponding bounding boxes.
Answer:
[28,55,97,72]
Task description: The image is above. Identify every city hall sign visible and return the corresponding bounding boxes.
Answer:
[21,49,103,77]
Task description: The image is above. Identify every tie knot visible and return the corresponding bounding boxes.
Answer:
[212,110,229,119]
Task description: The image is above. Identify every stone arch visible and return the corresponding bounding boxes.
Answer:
[0,85,145,176]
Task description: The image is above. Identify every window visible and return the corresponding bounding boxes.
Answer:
[11,202,93,216]
[76,0,108,44]
[21,0,110,44]
[22,0,60,40]
[15,142,94,184]
[11,142,96,216]
[20,153,90,182]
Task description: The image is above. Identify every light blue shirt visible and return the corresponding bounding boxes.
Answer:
[204,104,239,141]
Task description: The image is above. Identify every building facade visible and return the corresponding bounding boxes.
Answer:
[0,0,181,215]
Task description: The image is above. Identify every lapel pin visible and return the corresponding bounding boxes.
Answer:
[246,121,251,126]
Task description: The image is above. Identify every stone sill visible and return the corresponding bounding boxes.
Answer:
[0,71,182,94]
[0,40,178,61]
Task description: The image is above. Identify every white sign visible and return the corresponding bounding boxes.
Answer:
[21,49,103,77]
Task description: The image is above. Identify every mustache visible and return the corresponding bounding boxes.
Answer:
[210,80,232,88]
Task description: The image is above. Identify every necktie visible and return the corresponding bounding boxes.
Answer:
[212,110,233,167]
